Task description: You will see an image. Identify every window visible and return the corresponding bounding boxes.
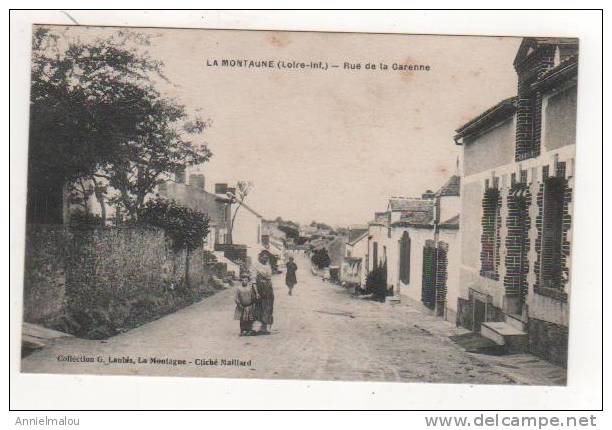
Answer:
[480,187,501,280]
[399,231,411,284]
[536,175,569,295]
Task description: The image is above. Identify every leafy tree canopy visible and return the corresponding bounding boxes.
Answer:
[138,197,210,252]
[29,27,212,221]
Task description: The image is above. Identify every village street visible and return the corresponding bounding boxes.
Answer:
[21,254,565,385]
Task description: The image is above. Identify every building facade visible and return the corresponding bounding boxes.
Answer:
[453,37,578,366]
[158,173,233,251]
[230,201,264,264]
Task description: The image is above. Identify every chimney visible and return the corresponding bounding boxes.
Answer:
[189,173,205,190]
[215,183,228,195]
[421,190,435,200]
[175,168,186,184]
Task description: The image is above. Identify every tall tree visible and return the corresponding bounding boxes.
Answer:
[28,27,212,223]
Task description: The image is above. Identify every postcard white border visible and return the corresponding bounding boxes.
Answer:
[8,8,603,411]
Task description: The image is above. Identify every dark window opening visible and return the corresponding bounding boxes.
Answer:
[372,242,378,270]
[422,240,448,314]
[539,177,566,290]
[399,231,411,284]
[480,187,501,280]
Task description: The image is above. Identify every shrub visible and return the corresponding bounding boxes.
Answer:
[69,211,103,228]
[138,197,210,252]
[311,248,331,270]
[365,260,389,301]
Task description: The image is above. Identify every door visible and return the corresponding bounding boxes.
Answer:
[399,231,411,285]
[473,299,486,332]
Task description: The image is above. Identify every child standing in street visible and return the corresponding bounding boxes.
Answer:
[234,273,257,336]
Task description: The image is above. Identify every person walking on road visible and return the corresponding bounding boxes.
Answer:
[234,273,257,336]
[285,256,298,296]
[253,250,274,335]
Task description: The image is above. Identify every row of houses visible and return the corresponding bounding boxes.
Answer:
[58,166,270,273]
[340,37,578,367]
[158,172,268,271]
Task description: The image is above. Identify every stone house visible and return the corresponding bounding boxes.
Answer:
[158,173,232,252]
[453,37,578,366]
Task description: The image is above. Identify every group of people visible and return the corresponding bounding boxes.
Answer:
[233,251,299,336]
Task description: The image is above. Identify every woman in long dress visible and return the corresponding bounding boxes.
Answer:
[253,251,274,335]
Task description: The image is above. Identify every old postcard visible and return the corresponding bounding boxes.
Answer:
[20,24,578,386]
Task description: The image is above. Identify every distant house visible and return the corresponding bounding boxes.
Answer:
[387,194,436,309]
[262,219,288,243]
[159,174,264,269]
[341,226,368,288]
[158,173,232,252]
[453,37,577,366]
[362,177,461,316]
[366,211,392,281]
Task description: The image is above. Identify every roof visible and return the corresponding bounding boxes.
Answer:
[389,198,432,213]
[347,228,368,245]
[369,211,390,226]
[531,54,578,92]
[390,199,435,227]
[437,175,461,197]
[456,38,579,144]
[454,97,517,142]
[439,214,460,229]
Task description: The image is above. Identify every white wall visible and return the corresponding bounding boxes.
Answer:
[439,228,461,320]
[438,195,460,224]
[343,235,369,286]
[389,226,434,303]
[232,206,262,262]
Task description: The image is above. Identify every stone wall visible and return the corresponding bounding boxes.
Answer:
[22,225,223,339]
[527,317,568,367]
[23,226,69,324]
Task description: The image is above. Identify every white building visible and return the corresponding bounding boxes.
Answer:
[341,226,369,288]
[231,201,264,264]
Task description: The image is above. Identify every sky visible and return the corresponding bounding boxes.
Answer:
[47,26,521,227]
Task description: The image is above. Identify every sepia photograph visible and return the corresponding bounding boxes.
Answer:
[18,23,579,387]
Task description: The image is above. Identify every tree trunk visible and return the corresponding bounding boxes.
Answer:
[91,177,106,226]
[229,203,242,244]
[184,250,190,289]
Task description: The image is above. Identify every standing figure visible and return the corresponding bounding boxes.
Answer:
[285,256,298,296]
[253,250,274,335]
[234,273,257,336]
